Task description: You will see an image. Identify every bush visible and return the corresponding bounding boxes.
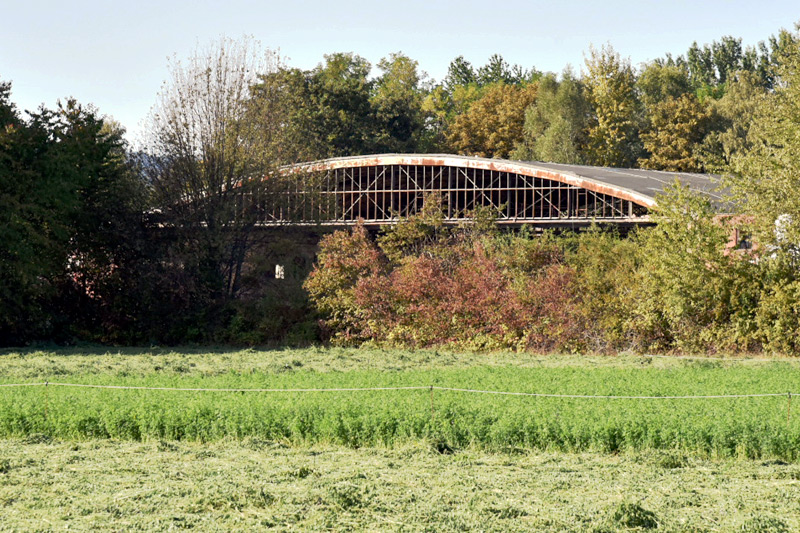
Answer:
[305,186,800,355]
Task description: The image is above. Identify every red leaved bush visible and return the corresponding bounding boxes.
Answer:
[307,225,584,351]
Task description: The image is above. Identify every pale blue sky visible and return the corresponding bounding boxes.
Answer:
[2,0,797,143]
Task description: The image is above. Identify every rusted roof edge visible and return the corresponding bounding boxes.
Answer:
[288,154,658,208]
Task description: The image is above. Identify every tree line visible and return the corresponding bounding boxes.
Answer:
[254,30,796,171]
[2,25,800,348]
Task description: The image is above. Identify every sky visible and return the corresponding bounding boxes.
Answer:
[2,0,798,145]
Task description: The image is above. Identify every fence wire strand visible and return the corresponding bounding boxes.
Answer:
[0,382,792,400]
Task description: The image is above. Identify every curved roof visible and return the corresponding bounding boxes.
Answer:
[295,153,725,209]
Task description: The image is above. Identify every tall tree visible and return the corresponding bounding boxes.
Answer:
[698,71,768,172]
[309,53,374,157]
[711,36,744,85]
[446,82,538,158]
[583,45,643,167]
[512,71,589,163]
[727,34,800,250]
[249,67,326,163]
[0,82,142,344]
[371,52,427,153]
[638,94,713,172]
[444,56,476,92]
[146,37,287,301]
[637,61,692,109]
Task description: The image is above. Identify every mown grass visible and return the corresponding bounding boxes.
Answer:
[2,348,800,459]
[1,438,799,531]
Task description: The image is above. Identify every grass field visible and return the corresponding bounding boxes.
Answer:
[3,347,800,530]
[2,348,800,460]
[1,438,799,531]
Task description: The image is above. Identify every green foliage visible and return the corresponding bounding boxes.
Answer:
[309,53,375,157]
[699,71,768,172]
[512,71,589,163]
[632,182,761,352]
[443,55,476,91]
[563,227,641,351]
[583,45,643,167]
[639,94,714,172]
[637,61,692,109]
[371,53,427,153]
[753,270,800,354]
[377,194,449,263]
[727,32,800,249]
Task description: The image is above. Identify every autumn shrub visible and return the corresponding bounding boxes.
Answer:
[303,224,386,343]
[354,241,533,349]
[307,217,585,351]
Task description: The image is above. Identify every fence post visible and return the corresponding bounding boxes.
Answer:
[788,392,792,425]
[44,381,49,422]
[429,386,435,423]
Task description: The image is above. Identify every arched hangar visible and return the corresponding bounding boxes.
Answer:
[263,154,723,228]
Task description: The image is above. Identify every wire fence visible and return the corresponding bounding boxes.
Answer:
[0,381,793,400]
[2,381,796,428]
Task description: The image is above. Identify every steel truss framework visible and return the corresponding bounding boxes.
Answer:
[260,163,650,226]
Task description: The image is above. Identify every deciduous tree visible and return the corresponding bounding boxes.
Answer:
[146,37,286,302]
[371,53,427,153]
[446,82,538,158]
[512,71,589,163]
[639,94,713,172]
[583,45,643,167]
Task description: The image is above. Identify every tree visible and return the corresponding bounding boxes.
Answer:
[687,41,716,88]
[637,61,691,109]
[0,81,144,344]
[443,56,476,92]
[446,82,538,158]
[639,94,713,172]
[308,53,374,157]
[631,182,758,351]
[512,71,589,163]
[727,33,800,249]
[249,66,327,163]
[711,36,744,85]
[476,54,539,86]
[145,37,286,303]
[698,71,767,172]
[583,45,643,167]
[371,52,427,153]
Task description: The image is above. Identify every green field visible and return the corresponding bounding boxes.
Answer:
[3,348,800,531]
[2,348,800,459]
